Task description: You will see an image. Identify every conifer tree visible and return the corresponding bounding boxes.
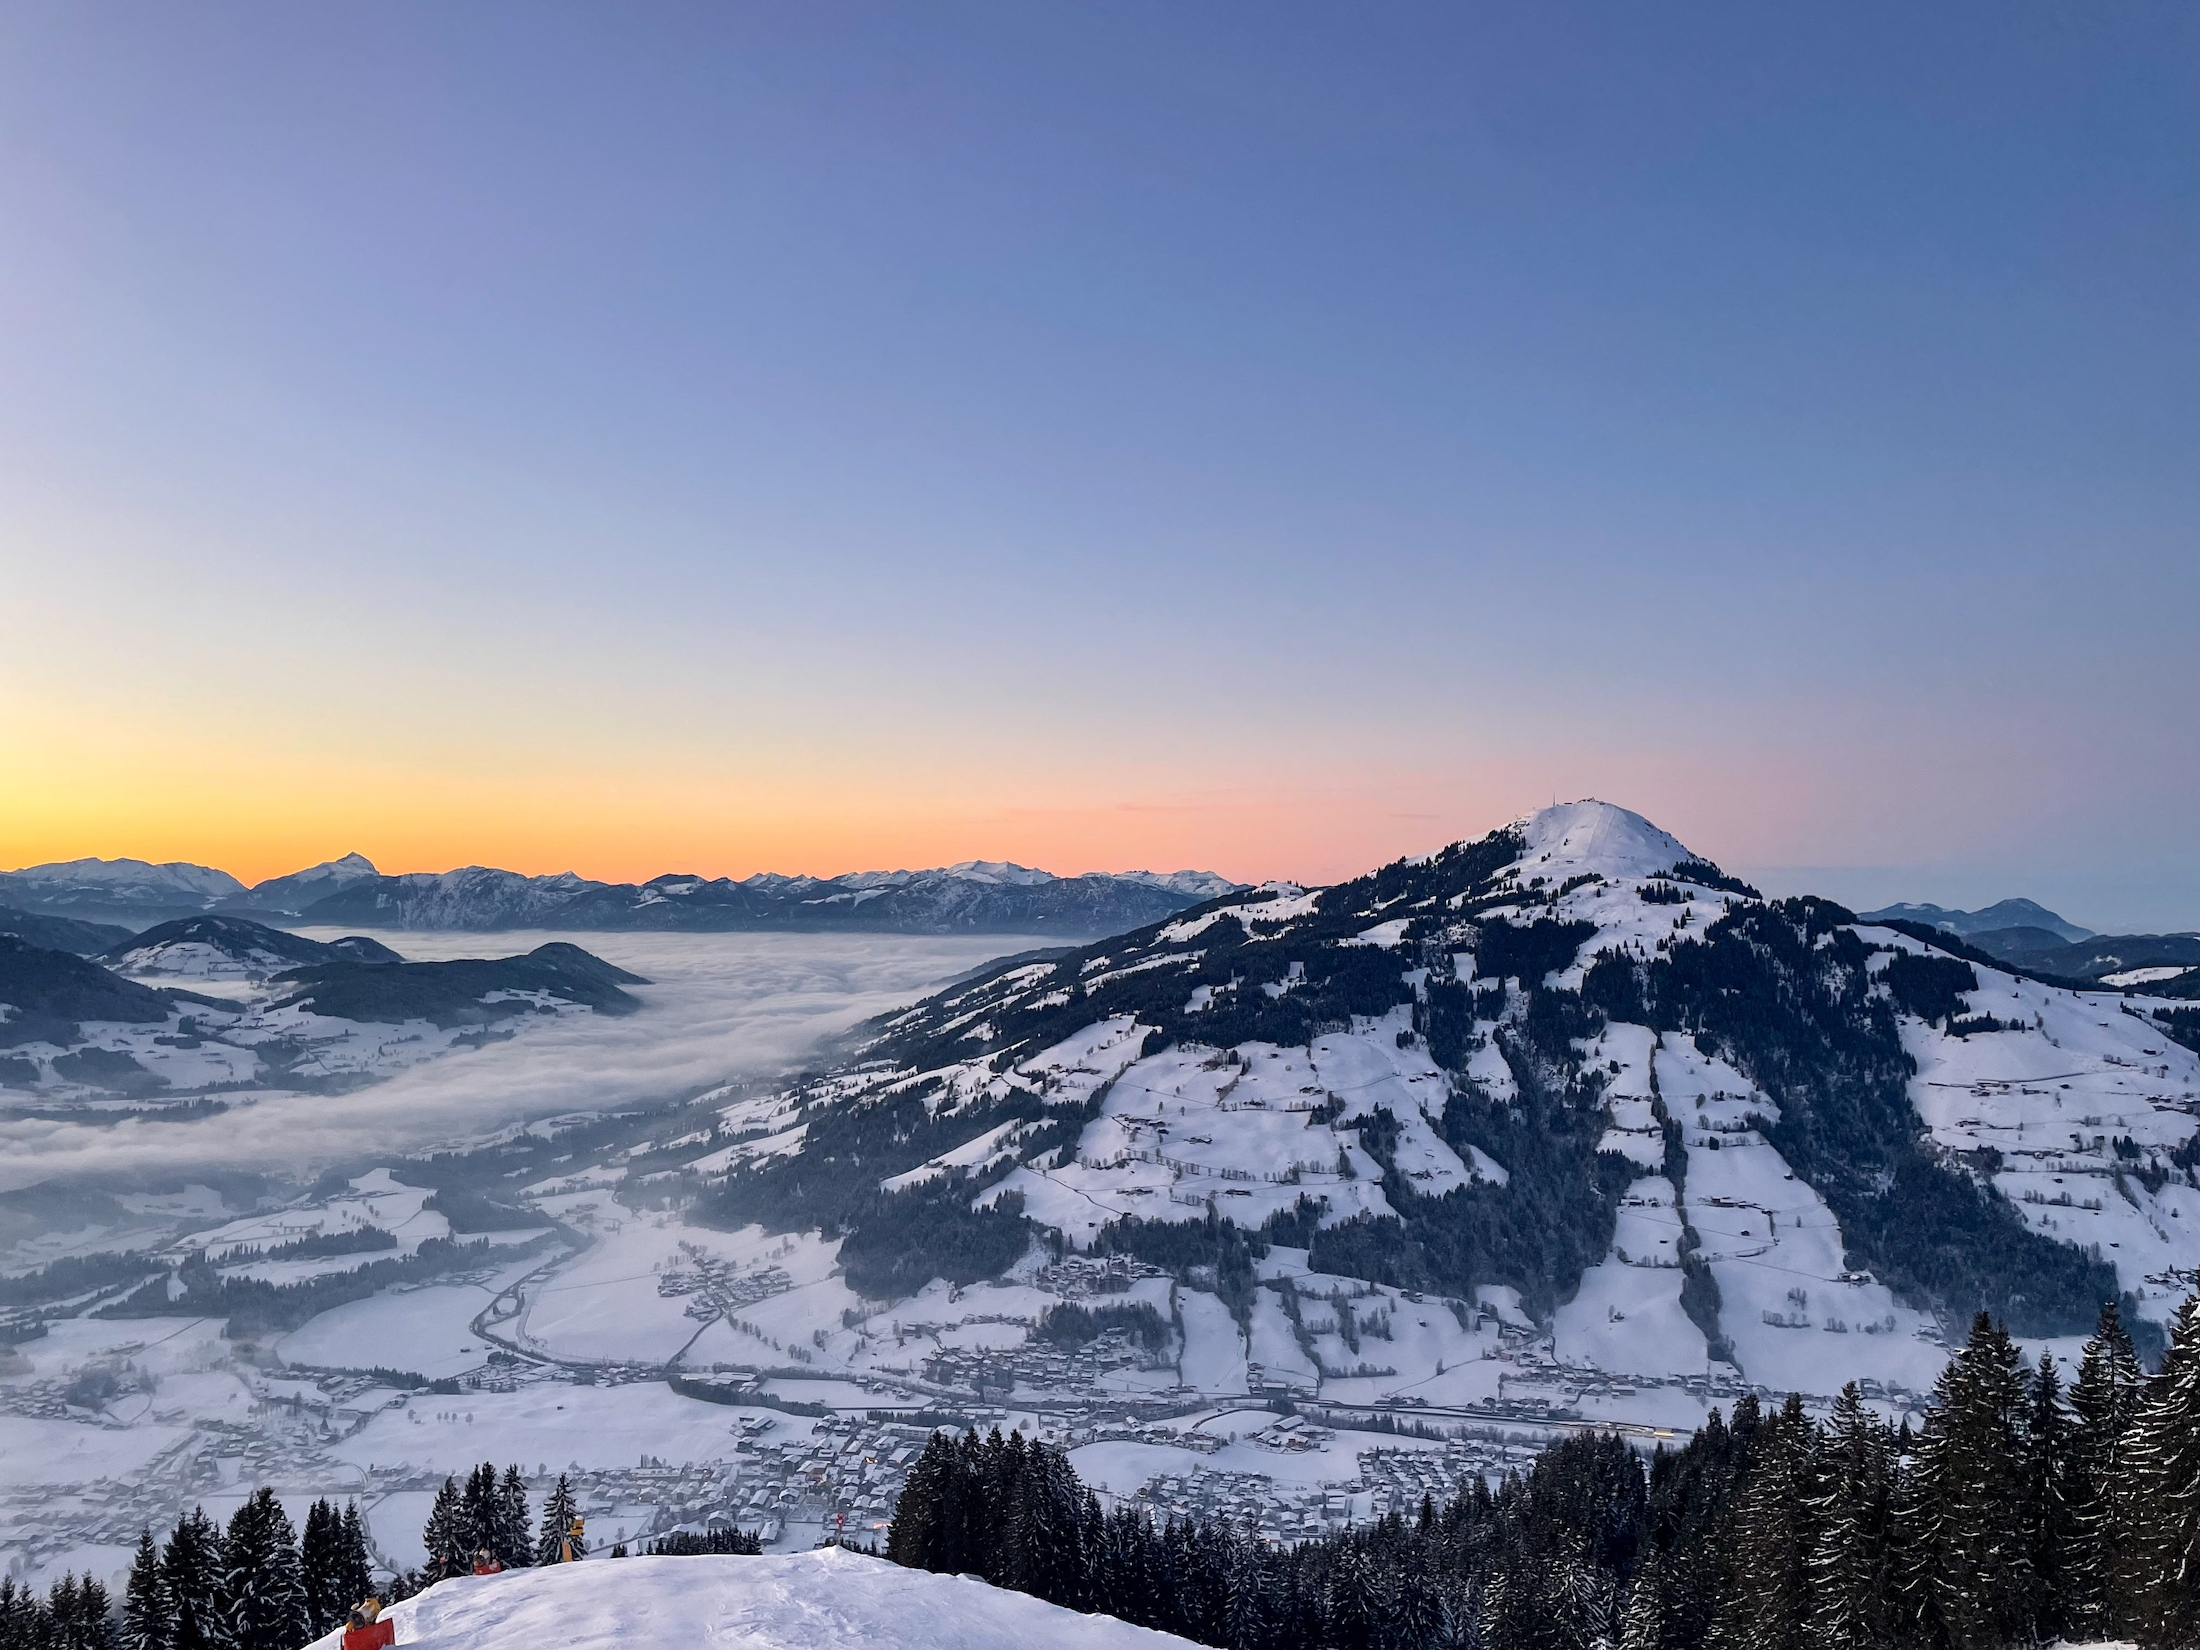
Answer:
[1546,1525,1617,1650]
[49,1578,81,1650]
[2121,1291,2200,1648]
[123,1530,170,1650]
[886,1434,953,1571]
[299,1500,344,1636]
[461,1464,500,1562]
[1805,1383,1895,1650]
[1223,1535,1266,1650]
[1618,1551,1666,1650]
[1477,1545,1536,1650]
[0,1579,35,1650]
[335,1503,374,1611]
[221,1490,305,1650]
[46,1577,84,1650]
[1001,1442,1084,1608]
[1391,1565,1444,1650]
[161,1507,226,1650]
[494,1467,534,1569]
[37,1574,118,1650]
[2066,1298,2145,1638]
[1712,1393,1816,1650]
[1904,1313,2034,1650]
[421,1477,470,1579]
[535,1475,583,1565]
[1324,1540,1377,1650]
[2022,1350,2075,1641]
[75,1576,119,1650]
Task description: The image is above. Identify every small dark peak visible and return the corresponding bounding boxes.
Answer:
[0,905,135,956]
[521,942,650,986]
[327,935,404,964]
[0,934,173,1047]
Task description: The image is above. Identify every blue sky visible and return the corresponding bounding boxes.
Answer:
[2,4,2194,928]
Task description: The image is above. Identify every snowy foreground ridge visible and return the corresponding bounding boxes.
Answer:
[302,1550,1202,1650]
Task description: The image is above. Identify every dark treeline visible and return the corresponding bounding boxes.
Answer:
[0,1490,366,1650]
[889,1295,2200,1650]
[0,1465,595,1650]
[639,1529,763,1556]
[98,1238,547,1340]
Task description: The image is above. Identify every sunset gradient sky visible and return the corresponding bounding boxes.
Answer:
[2,5,2195,926]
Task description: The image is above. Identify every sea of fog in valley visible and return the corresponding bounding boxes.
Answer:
[0,930,1021,1196]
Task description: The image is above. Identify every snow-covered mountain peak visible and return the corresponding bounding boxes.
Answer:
[943,860,1058,886]
[240,851,384,910]
[1111,868,1243,899]
[1509,799,1692,882]
[6,856,246,897]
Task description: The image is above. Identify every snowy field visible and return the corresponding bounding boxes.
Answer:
[301,1549,1205,1650]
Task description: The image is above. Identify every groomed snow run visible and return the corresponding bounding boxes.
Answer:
[303,1549,1204,1650]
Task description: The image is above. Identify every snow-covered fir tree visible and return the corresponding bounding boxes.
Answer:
[2121,1291,2200,1645]
[535,1474,584,1565]
[122,1530,170,1650]
[1803,1382,1896,1650]
[1903,1314,2032,1650]
[420,1477,470,1580]
[219,1490,304,1650]
[159,1506,226,1650]
[493,1466,535,1569]
[2065,1298,2145,1638]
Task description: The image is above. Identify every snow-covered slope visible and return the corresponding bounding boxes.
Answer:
[1512,799,1692,882]
[0,858,246,926]
[243,851,382,914]
[304,1550,1200,1650]
[681,801,2200,1413]
[99,915,400,980]
[3,857,244,898]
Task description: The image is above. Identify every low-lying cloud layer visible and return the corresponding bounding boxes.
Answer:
[0,930,1020,1194]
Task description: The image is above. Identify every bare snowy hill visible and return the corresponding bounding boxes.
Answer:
[301,1549,1202,1650]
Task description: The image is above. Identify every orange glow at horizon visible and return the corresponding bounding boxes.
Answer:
[3,703,1829,891]
[2,664,1877,894]
[0,768,1510,890]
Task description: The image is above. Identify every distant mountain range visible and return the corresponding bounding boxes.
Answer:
[1856,897,2095,943]
[1856,898,2197,992]
[0,854,1240,935]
